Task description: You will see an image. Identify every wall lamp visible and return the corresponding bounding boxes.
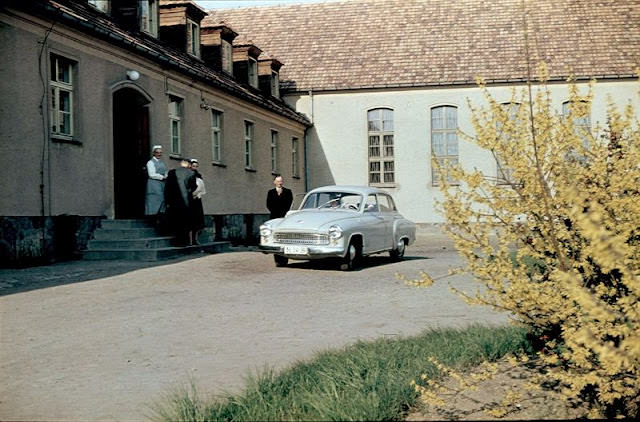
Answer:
[126,70,140,81]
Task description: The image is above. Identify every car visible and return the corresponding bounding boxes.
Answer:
[259,185,416,270]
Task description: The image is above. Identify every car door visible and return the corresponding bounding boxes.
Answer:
[362,194,386,253]
[377,194,396,250]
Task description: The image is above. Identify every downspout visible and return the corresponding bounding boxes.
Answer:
[303,89,314,193]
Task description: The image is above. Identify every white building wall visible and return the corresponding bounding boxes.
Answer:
[288,80,639,223]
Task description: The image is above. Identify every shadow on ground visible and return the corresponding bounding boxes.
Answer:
[0,249,248,297]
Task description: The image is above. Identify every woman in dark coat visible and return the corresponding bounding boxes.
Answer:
[164,159,196,246]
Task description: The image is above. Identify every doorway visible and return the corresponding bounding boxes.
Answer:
[113,88,151,219]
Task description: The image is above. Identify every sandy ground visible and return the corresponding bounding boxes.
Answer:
[0,229,509,421]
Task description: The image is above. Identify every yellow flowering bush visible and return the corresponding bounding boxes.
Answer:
[431,64,640,417]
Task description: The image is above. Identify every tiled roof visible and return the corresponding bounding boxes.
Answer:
[204,0,640,92]
[14,0,310,125]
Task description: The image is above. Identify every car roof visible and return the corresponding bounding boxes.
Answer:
[306,185,389,196]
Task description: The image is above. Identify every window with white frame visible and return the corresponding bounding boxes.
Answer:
[431,105,459,186]
[139,0,158,36]
[187,19,200,57]
[495,102,520,185]
[271,130,278,173]
[222,40,233,75]
[211,109,223,162]
[244,121,254,168]
[248,58,258,88]
[292,137,300,177]
[88,0,109,13]
[562,100,591,149]
[367,108,394,184]
[168,96,183,155]
[271,71,280,98]
[50,54,75,138]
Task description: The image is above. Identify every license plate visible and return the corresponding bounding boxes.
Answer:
[284,245,309,255]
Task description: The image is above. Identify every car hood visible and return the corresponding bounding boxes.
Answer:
[272,210,358,231]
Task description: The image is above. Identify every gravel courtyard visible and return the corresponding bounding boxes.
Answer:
[0,229,508,421]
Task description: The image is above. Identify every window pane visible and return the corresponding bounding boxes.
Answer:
[445,106,457,128]
[369,135,380,157]
[59,90,71,112]
[432,133,444,156]
[431,107,443,129]
[382,109,393,131]
[383,135,393,156]
[446,132,458,155]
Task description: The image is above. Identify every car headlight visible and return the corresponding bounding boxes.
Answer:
[328,225,343,240]
[260,224,272,237]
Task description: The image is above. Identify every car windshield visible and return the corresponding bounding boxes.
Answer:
[301,192,363,211]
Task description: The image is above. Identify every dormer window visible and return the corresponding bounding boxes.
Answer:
[140,0,158,36]
[222,40,233,74]
[187,19,201,57]
[248,58,258,88]
[88,0,109,14]
[258,57,283,98]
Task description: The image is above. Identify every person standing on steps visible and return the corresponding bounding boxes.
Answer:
[164,158,196,246]
[145,145,167,226]
[189,158,206,245]
[266,175,293,219]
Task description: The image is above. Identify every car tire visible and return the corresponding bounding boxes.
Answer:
[340,240,360,271]
[274,255,289,267]
[389,238,406,261]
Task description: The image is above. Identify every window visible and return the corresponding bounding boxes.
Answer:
[248,58,258,88]
[431,105,458,186]
[168,96,183,155]
[367,108,394,185]
[292,137,300,177]
[364,194,379,213]
[271,71,280,98]
[244,121,254,168]
[187,19,200,57]
[221,40,233,75]
[140,0,158,36]
[211,109,223,162]
[377,194,396,212]
[50,54,75,138]
[495,102,520,185]
[271,130,278,173]
[562,100,591,149]
[88,0,109,13]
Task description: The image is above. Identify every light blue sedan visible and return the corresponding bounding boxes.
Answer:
[259,185,416,270]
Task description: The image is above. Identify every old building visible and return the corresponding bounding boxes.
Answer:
[0,0,310,265]
[206,0,640,224]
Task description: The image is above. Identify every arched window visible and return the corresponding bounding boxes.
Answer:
[431,105,458,186]
[562,100,591,149]
[495,102,520,185]
[367,108,394,185]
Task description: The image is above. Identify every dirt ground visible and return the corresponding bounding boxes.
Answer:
[406,358,590,421]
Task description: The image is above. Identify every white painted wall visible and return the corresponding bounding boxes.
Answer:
[288,80,639,223]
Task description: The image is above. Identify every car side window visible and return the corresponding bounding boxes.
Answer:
[364,194,378,213]
[378,194,395,212]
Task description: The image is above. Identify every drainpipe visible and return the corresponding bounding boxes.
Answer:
[303,89,314,193]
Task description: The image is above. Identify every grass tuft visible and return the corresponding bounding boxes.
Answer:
[150,324,530,421]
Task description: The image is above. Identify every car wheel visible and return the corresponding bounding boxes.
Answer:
[389,238,406,261]
[340,240,360,271]
[274,255,289,267]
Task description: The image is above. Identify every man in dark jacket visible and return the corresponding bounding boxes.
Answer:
[266,175,293,219]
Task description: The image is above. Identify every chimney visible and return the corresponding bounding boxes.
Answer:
[200,23,238,74]
[258,56,283,98]
[159,0,207,57]
[232,39,262,88]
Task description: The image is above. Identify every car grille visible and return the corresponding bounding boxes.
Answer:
[274,232,329,245]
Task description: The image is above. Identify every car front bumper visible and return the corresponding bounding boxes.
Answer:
[258,244,346,259]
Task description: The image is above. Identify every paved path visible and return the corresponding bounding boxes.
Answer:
[0,230,508,421]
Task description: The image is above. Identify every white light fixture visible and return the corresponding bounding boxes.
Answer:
[126,70,140,81]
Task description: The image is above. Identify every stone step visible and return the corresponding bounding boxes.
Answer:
[87,237,174,250]
[83,241,230,261]
[92,227,159,240]
[100,219,152,229]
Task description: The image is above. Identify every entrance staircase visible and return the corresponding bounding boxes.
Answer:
[83,219,229,261]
